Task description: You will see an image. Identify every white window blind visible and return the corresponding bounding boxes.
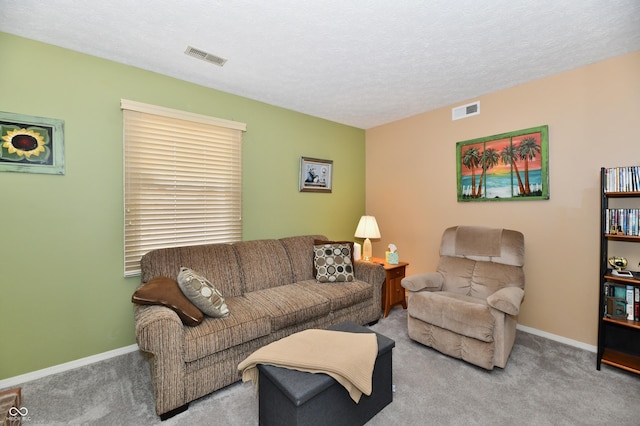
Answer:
[122,100,246,276]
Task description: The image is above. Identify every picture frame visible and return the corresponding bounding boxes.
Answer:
[299,157,333,192]
[0,111,65,175]
[456,125,549,202]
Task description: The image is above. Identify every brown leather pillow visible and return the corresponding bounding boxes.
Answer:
[132,276,204,326]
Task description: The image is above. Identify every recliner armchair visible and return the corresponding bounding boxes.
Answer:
[401,226,525,370]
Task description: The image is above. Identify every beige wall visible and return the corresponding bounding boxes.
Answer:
[365,52,640,346]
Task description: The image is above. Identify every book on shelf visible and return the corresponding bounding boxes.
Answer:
[604,166,640,193]
[604,282,609,317]
[636,286,640,322]
[614,283,627,299]
[605,208,640,236]
[604,282,624,298]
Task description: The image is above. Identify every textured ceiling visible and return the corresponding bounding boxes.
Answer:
[1,1,639,129]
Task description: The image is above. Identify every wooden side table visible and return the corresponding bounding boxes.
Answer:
[372,257,409,318]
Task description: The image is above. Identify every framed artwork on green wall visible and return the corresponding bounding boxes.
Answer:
[456,125,549,202]
[299,156,333,192]
[0,111,65,175]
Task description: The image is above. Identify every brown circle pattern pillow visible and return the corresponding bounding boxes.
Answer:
[177,267,230,318]
[313,242,354,282]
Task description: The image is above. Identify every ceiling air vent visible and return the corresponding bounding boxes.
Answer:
[184,46,227,67]
[452,101,480,121]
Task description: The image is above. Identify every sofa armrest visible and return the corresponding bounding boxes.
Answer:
[134,304,185,352]
[354,260,385,288]
[401,272,444,292]
[134,304,188,415]
[354,260,385,312]
[487,287,525,316]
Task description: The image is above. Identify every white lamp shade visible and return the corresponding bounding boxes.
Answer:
[354,216,381,239]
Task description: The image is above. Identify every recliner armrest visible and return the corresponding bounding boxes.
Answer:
[487,286,525,315]
[401,272,444,292]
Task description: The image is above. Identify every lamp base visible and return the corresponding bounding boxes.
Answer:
[362,238,373,262]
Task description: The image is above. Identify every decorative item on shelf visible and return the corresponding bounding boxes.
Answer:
[353,242,362,261]
[609,256,634,277]
[609,256,628,271]
[354,215,381,262]
[385,243,399,265]
[606,296,628,320]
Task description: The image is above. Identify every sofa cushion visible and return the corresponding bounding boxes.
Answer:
[313,240,355,282]
[183,295,272,362]
[408,291,495,343]
[244,284,331,331]
[132,277,204,326]
[296,280,373,311]
[140,243,243,298]
[234,239,295,293]
[280,235,327,282]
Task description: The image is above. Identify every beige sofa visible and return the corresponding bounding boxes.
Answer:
[133,235,385,419]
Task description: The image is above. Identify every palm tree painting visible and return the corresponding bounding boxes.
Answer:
[457,125,548,201]
[461,144,482,198]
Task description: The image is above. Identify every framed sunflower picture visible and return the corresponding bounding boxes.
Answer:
[0,111,65,175]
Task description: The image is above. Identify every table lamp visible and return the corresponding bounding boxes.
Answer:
[354,215,381,261]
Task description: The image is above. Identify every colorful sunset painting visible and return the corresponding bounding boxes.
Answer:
[456,125,548,201]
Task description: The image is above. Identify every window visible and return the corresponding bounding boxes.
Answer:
[122,99,246,276]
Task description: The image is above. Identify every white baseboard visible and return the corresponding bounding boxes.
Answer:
[516,324,597,353]
[0,344,139,390]
[0,325,596,390]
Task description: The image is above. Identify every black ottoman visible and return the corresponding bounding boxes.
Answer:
[257,321,395,426]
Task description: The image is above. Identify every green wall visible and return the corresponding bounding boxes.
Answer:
[0,33,365,379]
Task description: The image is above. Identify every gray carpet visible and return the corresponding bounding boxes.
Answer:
[5,308,640,425]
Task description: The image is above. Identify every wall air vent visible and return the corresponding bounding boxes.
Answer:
[452,101,480,121]
[184,46,227,67]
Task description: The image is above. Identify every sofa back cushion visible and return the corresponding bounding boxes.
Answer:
[140,243,243,298]
[233,239,295,293]
[437,256,475,295]
[468,260,524,299]
[437,226,525,299]
[279,235,327,282]
[440,226,525,267]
